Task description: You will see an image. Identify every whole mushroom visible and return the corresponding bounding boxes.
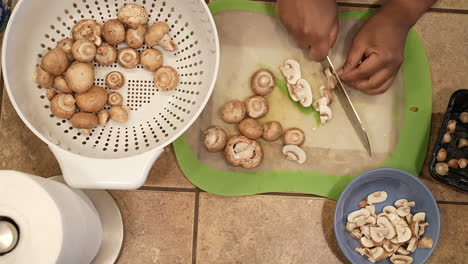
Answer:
[224,136,264,168]
[141,48,163,72]
[283,128,305,146]
[34,67,54,88]
[145,22,178,52]
[245,95,269,119]
[50,93,76,119]
[71,112,98,129]
[40,48,69,75]
[435,162,449,176]
[72,19,102,46]
[109,106,129,123]
[108,92,124,106]
[117,47,140,69]
[263,121,283,142]
[221,100,246,124]
[118,4,149,29]
[56,38,74,62]
[54,76,73,94]
[154,66,179,91]
[72,39,97,63]
[126,25,147,49]
[460,112,468,123]
[239,118,263,140]
[203,126,228,152]
[46,89,57,101]
[95,43,117,66]
[75,86,108,113]
[65,62,95,93]
[102,19,126,45]
[106,71,125,90]
[251,69,275,96]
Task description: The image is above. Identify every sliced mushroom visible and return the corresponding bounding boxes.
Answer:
[245,95,268,119]
[412,212,425,223]
[396,224,412,243]
[319,85,334,105]
[263,121,283,142]
[346,222,359,233]
[279,59,301,85]
[72,39,97,62]
[282,145,307,164]
[397,207,411,217]
[75,86,108,113]
[40,48,69,75]
[95,43,117,66]
[145,22,178,52]
[460,112,468,123]
[319,104,333,124]
[355,247,367,257]
[72,19,102,46]
[324,68,337,89]
[239,118,263,140]
[102,19,126,45]
[71,113,98,129]
[347,208,371,223]
[65,62,95,93]
[437,148,447,162]
[289,79,313,107]
[221,100,246,124]
[118,47,140,69]
[447,120,457,133]
[394,199,409,208]
[359,191,388,207]
[126,25,147,49]
[140,48,163,72]
[118,4,149,29]
[370,226,388,243]
[435,162,449,176]
[312,97,329,112]
[360,226,371,238]
[283,128,305,147]
[377,215,396,239]
[360,237,375,248]
[406,237,418,253]
[418,237,433,249]
[224,136,264,168]
[390,255,413,264]
[56,38,74,62]
[106,71,125,90]
[383,206,397,215]
[371,247,387,262]
[203,126,228,152]
[365,205,376,216]
[396,247,411,255]
[34,66,54,88]
[54,76,73,94]
[419,222,429,236]
[154,66,179,91]
[383,240,398,253]
[250,69,275,96]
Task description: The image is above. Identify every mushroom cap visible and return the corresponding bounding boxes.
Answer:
[40,48,69,75]
[117,47,140,69]
[221,100,246,124]
[65,62,95,93]
[154,66,179,91]
[460,112,468,123]
[126,25,147,49]
[108,92,124,106]
[109,106,129,123]
[118,4,149,29]
[283,128,305,146]
[70,112,98,129]
[34,67,54,88]
[53,76,73,94]
[250,69,275,96]
[203,126,228,152]
[141,48,163,72]
[145,21,170,47]
[102,19,126,45]
[245,95,268,119]
[239,118,263,140]
[263,121,283,142]
[280,59,301,85]
[282,145,307,164]
[106,71,125,90]
[56,38,75,62]
[436,148,447,162]
[50,93,76,119]
[224,136,263,168]
[72,39,97,62]
[72,19,102,46]
[95,43,117,66]
[75,86,108,113]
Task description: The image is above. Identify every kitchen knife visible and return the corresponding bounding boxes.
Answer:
[321,56,372,156]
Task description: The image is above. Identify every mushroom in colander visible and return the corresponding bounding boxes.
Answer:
[95,43,117,66]
[118,4,149,29]
[117,48,140,69]
[154,66,179,91]
[102,19,126,45]
[106,71,125,90]
[72,19,102,46]
[72,39,97,63]
[65,62,95,93]
[145,21,178,52]
[126,25,147,49]
[50,93,76,119]
[40,48,69,76]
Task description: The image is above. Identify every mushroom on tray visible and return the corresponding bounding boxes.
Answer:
[221,100,246,124]
[251,69,275,96]
[244,95,268,119]
[224,136,264,168]
[203,126,228,152]
[282,145,307,164]
[263,121,283,142]
[239,118,263,140]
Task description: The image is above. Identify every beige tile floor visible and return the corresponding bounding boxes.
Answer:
[1,1,468,264]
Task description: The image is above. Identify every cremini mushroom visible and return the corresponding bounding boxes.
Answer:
[65,62,95,93]
[324,68,337,89]
[203,126,228,152]
[443,132,451,143]
[54,76,73,93]
[102,19,126,45]
[319,85,334,105]
[359,191,388,207]
[460,112,468,123]
[98,109,110,126]
[250,69,275,96]
[50,93,76,119]
[458,138,468,148]
[56,38,74,62]
[437,148,447,161]
[390,255,413,264]
[145,21,178,52]
[239,118,263,140]
[71,39,97,62]
[459,158,467,169]
[263,121,283,142]
[221,100,246,124]
[224,136,264,168]
[109,106,129,123]
[282,145,307,164]
[72,19,102,46]
[118,4,149,29]
[418,237,434,249]
[435,162,449,175]
[108,92,124,106]
[106,71,125,90]
[288,79,313,107]
[283,128,305,146]
[448,159,459,168]
[34,67,54,88]
[244,95,268,119]
[40,48,69,75]
[126,25,147,49]
[46,89,57,101]
[140,48,163,72]
[117,47,140,69]
[71,112,98,129]
[279,59,301,84]
[95,43,117,66]
[75,86,108,113]
[319,104,333,124]
[447,120,457,133]
[154,66,179,91]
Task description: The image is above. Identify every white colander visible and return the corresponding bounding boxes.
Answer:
[2,0,219,189]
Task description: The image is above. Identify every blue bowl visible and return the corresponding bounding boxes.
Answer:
[334,168,440,264]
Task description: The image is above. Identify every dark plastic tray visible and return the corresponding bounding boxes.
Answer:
[429,89,468,191]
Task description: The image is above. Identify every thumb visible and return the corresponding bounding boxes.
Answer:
[341,43,366,74]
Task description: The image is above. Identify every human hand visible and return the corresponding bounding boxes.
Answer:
[339,13,410,95]
[277,0,338,61]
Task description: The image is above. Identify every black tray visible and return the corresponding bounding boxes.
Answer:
[429,89,468,191]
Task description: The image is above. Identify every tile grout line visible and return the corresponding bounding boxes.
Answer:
[191,188,201,264]
[139,186,197,192]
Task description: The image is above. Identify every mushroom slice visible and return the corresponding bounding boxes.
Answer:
[396,225,412,243]
[406,237,418,253]
[365,205,376,216]
[370,247,387,262]
[72,19,102,46]
[350,229,363,240]
[396,247,411,255]
[387,213,401,226]
[224,136,263,169]
[383,240,398,253]
[203,126,227,152]
[154,66,179,91]
[394,199,410,208]
[383,206,397,215]
[405,214,413,225]
[324,68,337,89]
[360,226,371,238]
[419,222,429,236]
[312,97,329,112]
[251,69,275,96]
[95,43,117,66]
[282,145,307,164]
[346,222,358,233]
[390,255,413,264]
[319,104,333,124]
[377,215,396,239]
[370,226,388,243]
[118,47,140,69]
[118,4,149,29]
[293,79,313,107]
[412,212,425,223]
[355,247,366,257]
[397,207,411,217]
[347,208,371,223]
[319,85,334,105]
[283,128,305,147]
[360,236,375,248]
[418,237,433,249]
[287,83,299,102]
[359,191,388,207]
[72,39,97,63]
[279,59,301,85]
[145,22,177,52]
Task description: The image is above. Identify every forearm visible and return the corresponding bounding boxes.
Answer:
[378,0,438,30]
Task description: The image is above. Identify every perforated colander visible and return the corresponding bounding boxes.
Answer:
[2,0,219,189]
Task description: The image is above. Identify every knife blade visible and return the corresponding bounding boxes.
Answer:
[321,56,372,157]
